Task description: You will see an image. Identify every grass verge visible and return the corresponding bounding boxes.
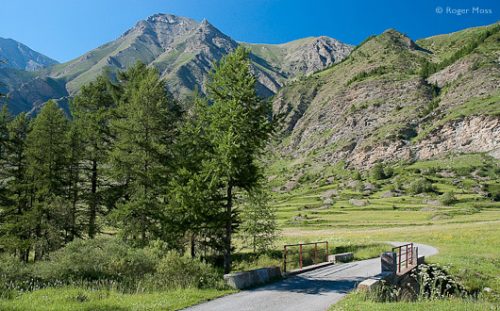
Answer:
[0,287,235,311]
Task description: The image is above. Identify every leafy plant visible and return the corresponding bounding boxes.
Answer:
[440,192,457,206]
[408,178,435,194]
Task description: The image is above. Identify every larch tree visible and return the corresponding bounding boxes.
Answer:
[71,75,116,238]
[109,62,180,246]
[25,100,70,259]
[205,47,273,273]
[168,97,224,256]
[0,111,34,261]
[240,188,278,253]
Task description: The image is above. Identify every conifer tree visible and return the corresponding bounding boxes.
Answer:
[168,97,224,256]
[0,112,32,261]
[205,47,272,273]
[71,75,116,238]
[240,188,278,253]
[0,105,12,206]
[109,62,180,246]
[26,100,70,259]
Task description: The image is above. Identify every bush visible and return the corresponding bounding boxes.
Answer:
[408,178,435,194]
[352,171,362,181]
[370,163,386,180]
[0,254,37,297]
[149,251,222,290]
[0,237,225,295]
[486,183,500,201]
[383,166,394,179]
[453,166,474,176]
[440,192,457,206]
[412,264,467,299]
[37,236,157,282]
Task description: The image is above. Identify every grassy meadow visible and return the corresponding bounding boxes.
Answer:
[0,287,235,311]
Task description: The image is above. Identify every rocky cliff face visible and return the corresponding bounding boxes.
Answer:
[271,24,500,182]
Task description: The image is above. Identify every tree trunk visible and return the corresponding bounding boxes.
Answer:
[190,233,196,258]
[223,184,233,274]
[69,171,78,242]
[88,159,97,238]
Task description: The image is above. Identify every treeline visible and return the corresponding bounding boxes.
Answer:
[0,47,274,273]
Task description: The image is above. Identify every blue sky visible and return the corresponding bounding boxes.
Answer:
[1,0,498,62]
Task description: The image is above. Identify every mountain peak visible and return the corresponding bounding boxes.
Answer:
[0,37,58,71]
[146,13,194,24]
[379,28,419,50]
[197,18,219,33]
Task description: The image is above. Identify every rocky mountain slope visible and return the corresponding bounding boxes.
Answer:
[0,13,352,113]
[268,23,499,188]
[0,37,58,71]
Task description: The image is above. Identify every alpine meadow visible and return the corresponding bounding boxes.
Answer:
[0,6,499,311]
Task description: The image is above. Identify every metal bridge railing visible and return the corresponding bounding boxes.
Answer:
[392,243,418,273]
[283,241,329,273]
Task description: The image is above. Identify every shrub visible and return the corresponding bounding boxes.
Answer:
[453,166,474,176]
[440,192,457,206]
[352,171,362,181]
[383,166,394,179]
[37,236,157,282]
[408,178,435,194]
[0,254,38,297]
[149,251,222,290]
[412,264,467,299]
[370,163,386,180]
[486,183,500,201]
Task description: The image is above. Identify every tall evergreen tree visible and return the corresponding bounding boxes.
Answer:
[0,113,32,261]
[240,188,278,253]
[205,47,272,273]
[71,75,116,238]
[0,105,12,206]
[109,62,180,246]
[168,97,224,257]
[26,100,70,259]
[0,105,10,163]
[64,123,83,242]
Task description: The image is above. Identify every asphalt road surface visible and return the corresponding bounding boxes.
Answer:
[185,242,438,311]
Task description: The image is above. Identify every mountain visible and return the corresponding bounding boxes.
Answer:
[268,23,499,189]
[46,14,352,98]
[0,13,352,114]
[0,37,58,71]
[244,36,352,77]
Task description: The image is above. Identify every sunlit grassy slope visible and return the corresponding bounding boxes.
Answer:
[269,153,500,297]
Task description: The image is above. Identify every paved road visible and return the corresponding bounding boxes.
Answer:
[185,242,438,311]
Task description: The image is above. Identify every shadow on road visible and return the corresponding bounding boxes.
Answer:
[250,275,365,295]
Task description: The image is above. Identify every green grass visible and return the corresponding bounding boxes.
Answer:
[0,287,235,311]
[331,292,498,311]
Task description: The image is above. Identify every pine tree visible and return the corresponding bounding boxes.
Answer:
[0,105,12,206]
[240,188,278,253]
[0,113,32,261]
[71,75,116,238]
[168,97,224,256]
[65,123,83,242]
[26,100,70,259]
[205,47,273,273]
[109,62,180,246]
[0,105,10,163]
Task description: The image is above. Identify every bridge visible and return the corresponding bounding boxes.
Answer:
[185,242,438,311]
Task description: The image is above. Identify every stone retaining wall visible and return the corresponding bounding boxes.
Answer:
[224,266,282,289]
